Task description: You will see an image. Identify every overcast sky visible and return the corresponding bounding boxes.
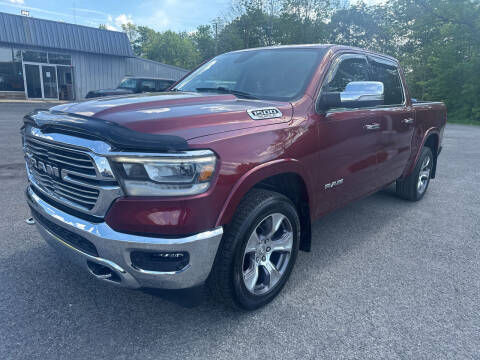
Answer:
[0,0,385,32]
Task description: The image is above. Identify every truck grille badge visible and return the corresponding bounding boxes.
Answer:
[27,155,61,178]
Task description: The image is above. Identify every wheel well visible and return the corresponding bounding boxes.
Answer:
[253,173,312,252]
[424,134,439,178]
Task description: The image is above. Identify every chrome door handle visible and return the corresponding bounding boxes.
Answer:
[364,123,380,130]
[403,118,414,124]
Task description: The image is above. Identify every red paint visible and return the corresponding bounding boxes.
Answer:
[55,45,446,236]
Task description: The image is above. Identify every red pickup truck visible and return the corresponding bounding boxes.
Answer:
[23,45,446,310]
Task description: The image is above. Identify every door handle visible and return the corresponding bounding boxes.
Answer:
[364,123,381,131]
[403,118,414,124]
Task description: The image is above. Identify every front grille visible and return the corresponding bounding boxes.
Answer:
[23,125,122,218]
[24,136,101,211]
[25,136,97,175]
[30,206,99,257]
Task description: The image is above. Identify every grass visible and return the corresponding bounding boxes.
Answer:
[447,119,480,126]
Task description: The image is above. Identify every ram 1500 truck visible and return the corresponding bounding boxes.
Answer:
[22,45,446,310]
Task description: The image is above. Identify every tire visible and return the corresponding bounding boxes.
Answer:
[207,189,300,310]
[396,146,434,201]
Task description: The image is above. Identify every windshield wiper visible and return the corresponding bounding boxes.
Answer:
[195,87,258,99]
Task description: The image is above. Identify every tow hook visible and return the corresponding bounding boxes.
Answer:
[25,217,36,225]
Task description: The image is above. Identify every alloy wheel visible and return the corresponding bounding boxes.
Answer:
[417,154,432,194]
[242,213,293,295]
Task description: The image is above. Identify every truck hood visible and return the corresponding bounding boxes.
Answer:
[51,92,293,140]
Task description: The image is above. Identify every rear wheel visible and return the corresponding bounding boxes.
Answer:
[208,189,300,310]
[396,147,434,201]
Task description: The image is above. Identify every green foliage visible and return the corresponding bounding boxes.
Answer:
[142,31,201,69]
[191,25,216,61]
[120,0,479,122]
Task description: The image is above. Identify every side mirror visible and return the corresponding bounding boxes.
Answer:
[318,81,384,111]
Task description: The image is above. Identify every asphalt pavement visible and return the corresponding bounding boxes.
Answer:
[0,102,479,359]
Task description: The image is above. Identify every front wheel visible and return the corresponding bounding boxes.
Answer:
[208,189,300,310]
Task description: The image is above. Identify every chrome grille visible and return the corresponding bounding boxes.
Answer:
[23,129,122,217]
[29,167,99,209]
[25,137,97,177]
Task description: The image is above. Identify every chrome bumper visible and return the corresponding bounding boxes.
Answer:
[26,186,223,290]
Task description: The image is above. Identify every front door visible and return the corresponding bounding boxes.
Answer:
[41,65,58,99]
[23,63,60,100]
[24,64,42,99]
[57,66,75,100]
[313,54,381,214]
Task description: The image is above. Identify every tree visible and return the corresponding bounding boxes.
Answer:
[142,31,200,69]
[191,25,216,61]
[118,0,480,122]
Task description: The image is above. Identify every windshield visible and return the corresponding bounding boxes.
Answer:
[174,48,326,101]
[118,78,137,89]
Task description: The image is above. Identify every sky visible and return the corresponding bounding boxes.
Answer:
[0,0,385,33]
[0,0,232,32]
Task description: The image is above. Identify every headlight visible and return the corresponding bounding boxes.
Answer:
[111,150,217,196]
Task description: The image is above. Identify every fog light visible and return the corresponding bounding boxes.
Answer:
[130,251,189,272]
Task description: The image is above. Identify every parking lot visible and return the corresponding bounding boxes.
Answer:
[0,102,479,359]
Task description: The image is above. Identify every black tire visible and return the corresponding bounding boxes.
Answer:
[396,146,434,201]
[207,189,300,310]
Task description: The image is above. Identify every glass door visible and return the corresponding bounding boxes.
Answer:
[41,65,58,99]
[56,66,75,100]
[24,64,42,99]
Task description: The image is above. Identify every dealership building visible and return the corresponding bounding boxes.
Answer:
[0,11,187,101]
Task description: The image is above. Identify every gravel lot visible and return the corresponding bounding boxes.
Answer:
[0,102,479,359]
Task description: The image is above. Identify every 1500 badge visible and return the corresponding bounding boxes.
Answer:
[247,107,283,120]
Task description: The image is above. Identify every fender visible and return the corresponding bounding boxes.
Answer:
[401,126,441,179]
[215,158,313,227]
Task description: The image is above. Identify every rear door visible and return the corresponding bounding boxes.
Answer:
[314,53,382,211]
[368,56,415,184]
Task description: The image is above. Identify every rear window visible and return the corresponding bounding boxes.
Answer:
[370,58,404,105]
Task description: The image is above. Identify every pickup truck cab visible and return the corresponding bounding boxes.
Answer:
[23,45,446,310]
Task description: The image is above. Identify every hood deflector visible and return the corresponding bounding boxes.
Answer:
[23,110,189,152]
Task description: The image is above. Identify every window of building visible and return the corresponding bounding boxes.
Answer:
[0,46,24,92]
[22,50,48,63]
[48,53,71,65]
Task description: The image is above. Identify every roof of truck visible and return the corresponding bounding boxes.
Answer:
[229,44,398,63]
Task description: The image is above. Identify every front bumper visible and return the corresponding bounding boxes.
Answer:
[26,186,223,289]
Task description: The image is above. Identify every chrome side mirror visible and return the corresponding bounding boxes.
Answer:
[318,81,384,111]
[340,81,384,103]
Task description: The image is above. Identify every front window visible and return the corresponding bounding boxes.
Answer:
[174,48,326,101]
[0,46,24,92]
[118,78,138,90]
